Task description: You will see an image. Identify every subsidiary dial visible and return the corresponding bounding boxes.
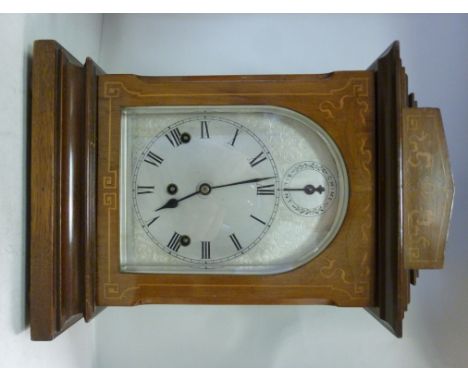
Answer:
[281,161,337,217]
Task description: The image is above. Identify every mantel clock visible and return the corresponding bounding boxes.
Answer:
[29,40,454,340]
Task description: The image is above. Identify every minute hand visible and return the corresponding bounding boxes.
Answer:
[211,176,275,190]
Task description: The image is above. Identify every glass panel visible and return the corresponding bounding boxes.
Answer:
[120,106,348,274]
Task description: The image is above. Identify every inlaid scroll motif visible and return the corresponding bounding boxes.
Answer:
[407,122,432,169]
[103,192,117,210]
[100,81,121,297]
[318,78,369,125]
[103,171,117,190]
[407,210,432,259]
[319,259,353,286]
[356,202,373,296]
[402,108,453,270]
[311,249,369,300]
[358,134,373,180]
[314,78,373,300]
[333,201,373,298]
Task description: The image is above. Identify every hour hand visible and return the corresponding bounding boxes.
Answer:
[283,184,325,195]
[155,198,179,212]
[154,189,200,212]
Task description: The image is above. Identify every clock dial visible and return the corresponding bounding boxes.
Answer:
[132,116,280,264]
[120,106,348,274]
[282,161,338,217]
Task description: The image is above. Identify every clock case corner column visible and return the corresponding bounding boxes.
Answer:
[29,40,105,340]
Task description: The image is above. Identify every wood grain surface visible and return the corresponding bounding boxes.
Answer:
[96,72,376,308]
[402,108,453,270]
[366,41,408,337]
[30,40,101,340]
[30,39,451,340]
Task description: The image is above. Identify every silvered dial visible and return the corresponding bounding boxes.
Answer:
[132,116,280,265]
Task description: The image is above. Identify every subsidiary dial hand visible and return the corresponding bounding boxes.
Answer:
[283,184,326,195]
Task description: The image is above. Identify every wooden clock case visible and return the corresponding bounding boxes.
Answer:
[29,40,453,340]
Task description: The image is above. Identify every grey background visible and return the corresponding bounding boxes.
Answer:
[0,14,466,367]
[0,14,101,367]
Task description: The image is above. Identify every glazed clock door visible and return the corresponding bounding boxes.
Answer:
[120,106,349,275]
[97,71,375,308]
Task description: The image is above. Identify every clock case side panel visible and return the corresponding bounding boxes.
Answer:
[84,53,107,324]
[367,41,410,337]
[29,40,104,340]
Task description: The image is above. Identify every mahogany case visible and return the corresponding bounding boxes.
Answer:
[29,40,453,340]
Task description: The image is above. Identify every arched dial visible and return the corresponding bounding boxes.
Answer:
[132,116,280,265]
[122,105,349,275]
